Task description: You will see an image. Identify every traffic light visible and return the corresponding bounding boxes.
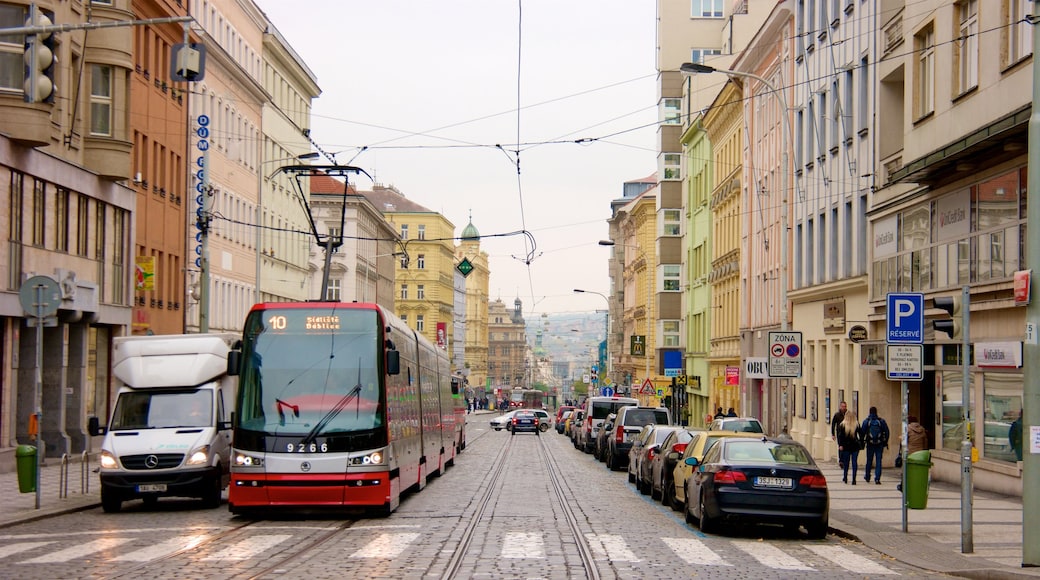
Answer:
[23,9,56,104]
[933,295,962,339]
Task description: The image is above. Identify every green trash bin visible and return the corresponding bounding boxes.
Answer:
[905,449,932,509]
[15,445,36,494]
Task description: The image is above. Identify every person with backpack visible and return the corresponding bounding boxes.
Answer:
[862,406,890,484]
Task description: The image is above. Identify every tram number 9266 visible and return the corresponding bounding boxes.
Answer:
[286,442,329,453]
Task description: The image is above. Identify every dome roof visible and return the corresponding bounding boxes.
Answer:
[461,219,480,240]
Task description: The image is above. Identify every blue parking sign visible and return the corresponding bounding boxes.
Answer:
[886,293,924,344]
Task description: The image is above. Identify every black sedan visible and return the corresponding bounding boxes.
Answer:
[511,410,541,435]
[683,437,829,538]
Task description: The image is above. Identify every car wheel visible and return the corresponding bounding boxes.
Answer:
[639,477,650,495]
[662,478,675,508]
[650,478,662,500]
[806,518,828,540]
[539,423,549,432]
[494,427,501,431]
[698,491,717,534]
[627,469,635,484]
[684,485,695,524]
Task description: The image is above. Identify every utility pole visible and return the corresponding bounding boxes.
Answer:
[1021,0,1040,566]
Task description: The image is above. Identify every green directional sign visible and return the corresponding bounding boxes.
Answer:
[456,257,474,277]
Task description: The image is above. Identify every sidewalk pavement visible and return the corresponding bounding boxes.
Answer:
[0,434,1035,580]
[821,461,1039,579]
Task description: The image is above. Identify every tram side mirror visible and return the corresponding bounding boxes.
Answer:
[386,350,400,375]
[226,350,241,376]
[87,416,106,436]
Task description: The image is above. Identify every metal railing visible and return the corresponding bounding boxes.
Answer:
[58,452,90,498]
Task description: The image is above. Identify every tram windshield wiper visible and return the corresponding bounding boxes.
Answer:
[276,398,299,426]
[301,381,362,445]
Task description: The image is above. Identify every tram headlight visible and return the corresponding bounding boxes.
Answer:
[350,451,385,466]
[186,445,210,466]
[99,451,117,469]
[234,452,264,467]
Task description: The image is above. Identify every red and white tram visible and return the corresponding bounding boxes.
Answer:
[227,302,464,515]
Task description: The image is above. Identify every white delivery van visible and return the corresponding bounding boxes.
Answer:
[88,333,239,513]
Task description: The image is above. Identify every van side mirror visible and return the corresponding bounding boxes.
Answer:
[386,350,400,375]
[226,350,241,376]
[87,416,106,436]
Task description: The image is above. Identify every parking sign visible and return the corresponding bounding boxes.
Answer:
[886,293,924,344]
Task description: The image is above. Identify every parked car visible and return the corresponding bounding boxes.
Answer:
[511,410,541,435]
[556,411,573,434]
[649,428,696,502]
[490,410,518,431]
[633,426,682,494]
[570,409,586,447]
[683,437,829,538]
[595,413,618,462]
[555,405,577,427]
[626,424,665,484]
[671,430,763,511]
[565,410,582,437]
[580,396,638,453]
[605,406,672,471]
[707,416,764,433]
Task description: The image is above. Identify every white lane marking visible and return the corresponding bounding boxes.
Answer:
[805,544,899,575]
[501,532,545,559]
[350,533,420,559]
[661,537,731,566]
[202,534,292,561]
[112,534,208,562]
[0,527,229,540]
[0,542,53,559]
[732,540,813,571]
[21,537,133,563]
[584,533,640,563]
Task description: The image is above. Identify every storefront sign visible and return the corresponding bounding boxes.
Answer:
[725,366,739,385]
[1015,270,1031,306]
[873,214,897,258]
[936,188,970,242]
[823,300,845,334]
[976,341,1022,368]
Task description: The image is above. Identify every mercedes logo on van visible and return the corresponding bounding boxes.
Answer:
[145,455,159,469]
[300,461,312,472]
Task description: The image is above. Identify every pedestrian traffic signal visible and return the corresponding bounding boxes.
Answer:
[933,295,961,339]
[23,9,56,104]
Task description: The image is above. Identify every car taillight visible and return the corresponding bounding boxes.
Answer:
[615,425,624,443]
[673,443,688,454]
[713,468,747,484]
[647,448,656,461]
[799,474,828,488]
[512,418,518,425]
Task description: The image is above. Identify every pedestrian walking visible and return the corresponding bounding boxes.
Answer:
[1010,409,1024,462]
[861,406,890,484]
[836,410,863,484]
[830,400,848,469]
[906,415,928,455]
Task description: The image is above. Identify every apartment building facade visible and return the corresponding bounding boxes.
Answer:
[866,0,1031,495]
[457,218,489,391]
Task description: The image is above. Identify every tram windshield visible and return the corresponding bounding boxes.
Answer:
[237,307,384,437]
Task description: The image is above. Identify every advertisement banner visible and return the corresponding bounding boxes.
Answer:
[436,322,447,349]
[135,256,155,291]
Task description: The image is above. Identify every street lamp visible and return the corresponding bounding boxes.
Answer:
[574,288,611,393]
[597,239,652,386]
[680,62,792,333]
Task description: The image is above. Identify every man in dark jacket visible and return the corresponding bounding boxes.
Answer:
[861,406,890,484]
[830,401,847,440]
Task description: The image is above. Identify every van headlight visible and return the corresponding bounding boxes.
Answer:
[99,451,117,469]
[234,452,264,467]
[186,445,210,466]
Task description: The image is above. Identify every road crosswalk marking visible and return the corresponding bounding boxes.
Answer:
[112,534,209,562]
[202,534,292,561]
[585,533,640,562]
[350,533,420,559]
[661,537,731,566]
[805,544,899,575]
[732,540,814,570]
[21,538,133,564]
[0,542,52,559]
[0,528,898,574]
[502,532,544,559]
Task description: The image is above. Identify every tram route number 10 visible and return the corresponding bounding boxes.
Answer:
[287,442,329,453]
[268,315,288,330]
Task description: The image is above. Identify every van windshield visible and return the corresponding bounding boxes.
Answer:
[111,389,212,430]
[591,401,636,420]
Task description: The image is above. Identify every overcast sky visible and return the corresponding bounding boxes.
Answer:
[253,0,658,315]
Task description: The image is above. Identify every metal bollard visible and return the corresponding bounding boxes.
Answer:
[59,454,69,499]
[81,451,89,494]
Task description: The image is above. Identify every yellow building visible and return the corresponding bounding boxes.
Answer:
[702,79,745,422]
[457,218,490,390]
[362,185,456,357]
[607,187,658,394]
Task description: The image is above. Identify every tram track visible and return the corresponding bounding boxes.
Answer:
[104,519,262,579]
[539,434,602,580]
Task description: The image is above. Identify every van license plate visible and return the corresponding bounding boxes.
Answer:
[137,484,167,493]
